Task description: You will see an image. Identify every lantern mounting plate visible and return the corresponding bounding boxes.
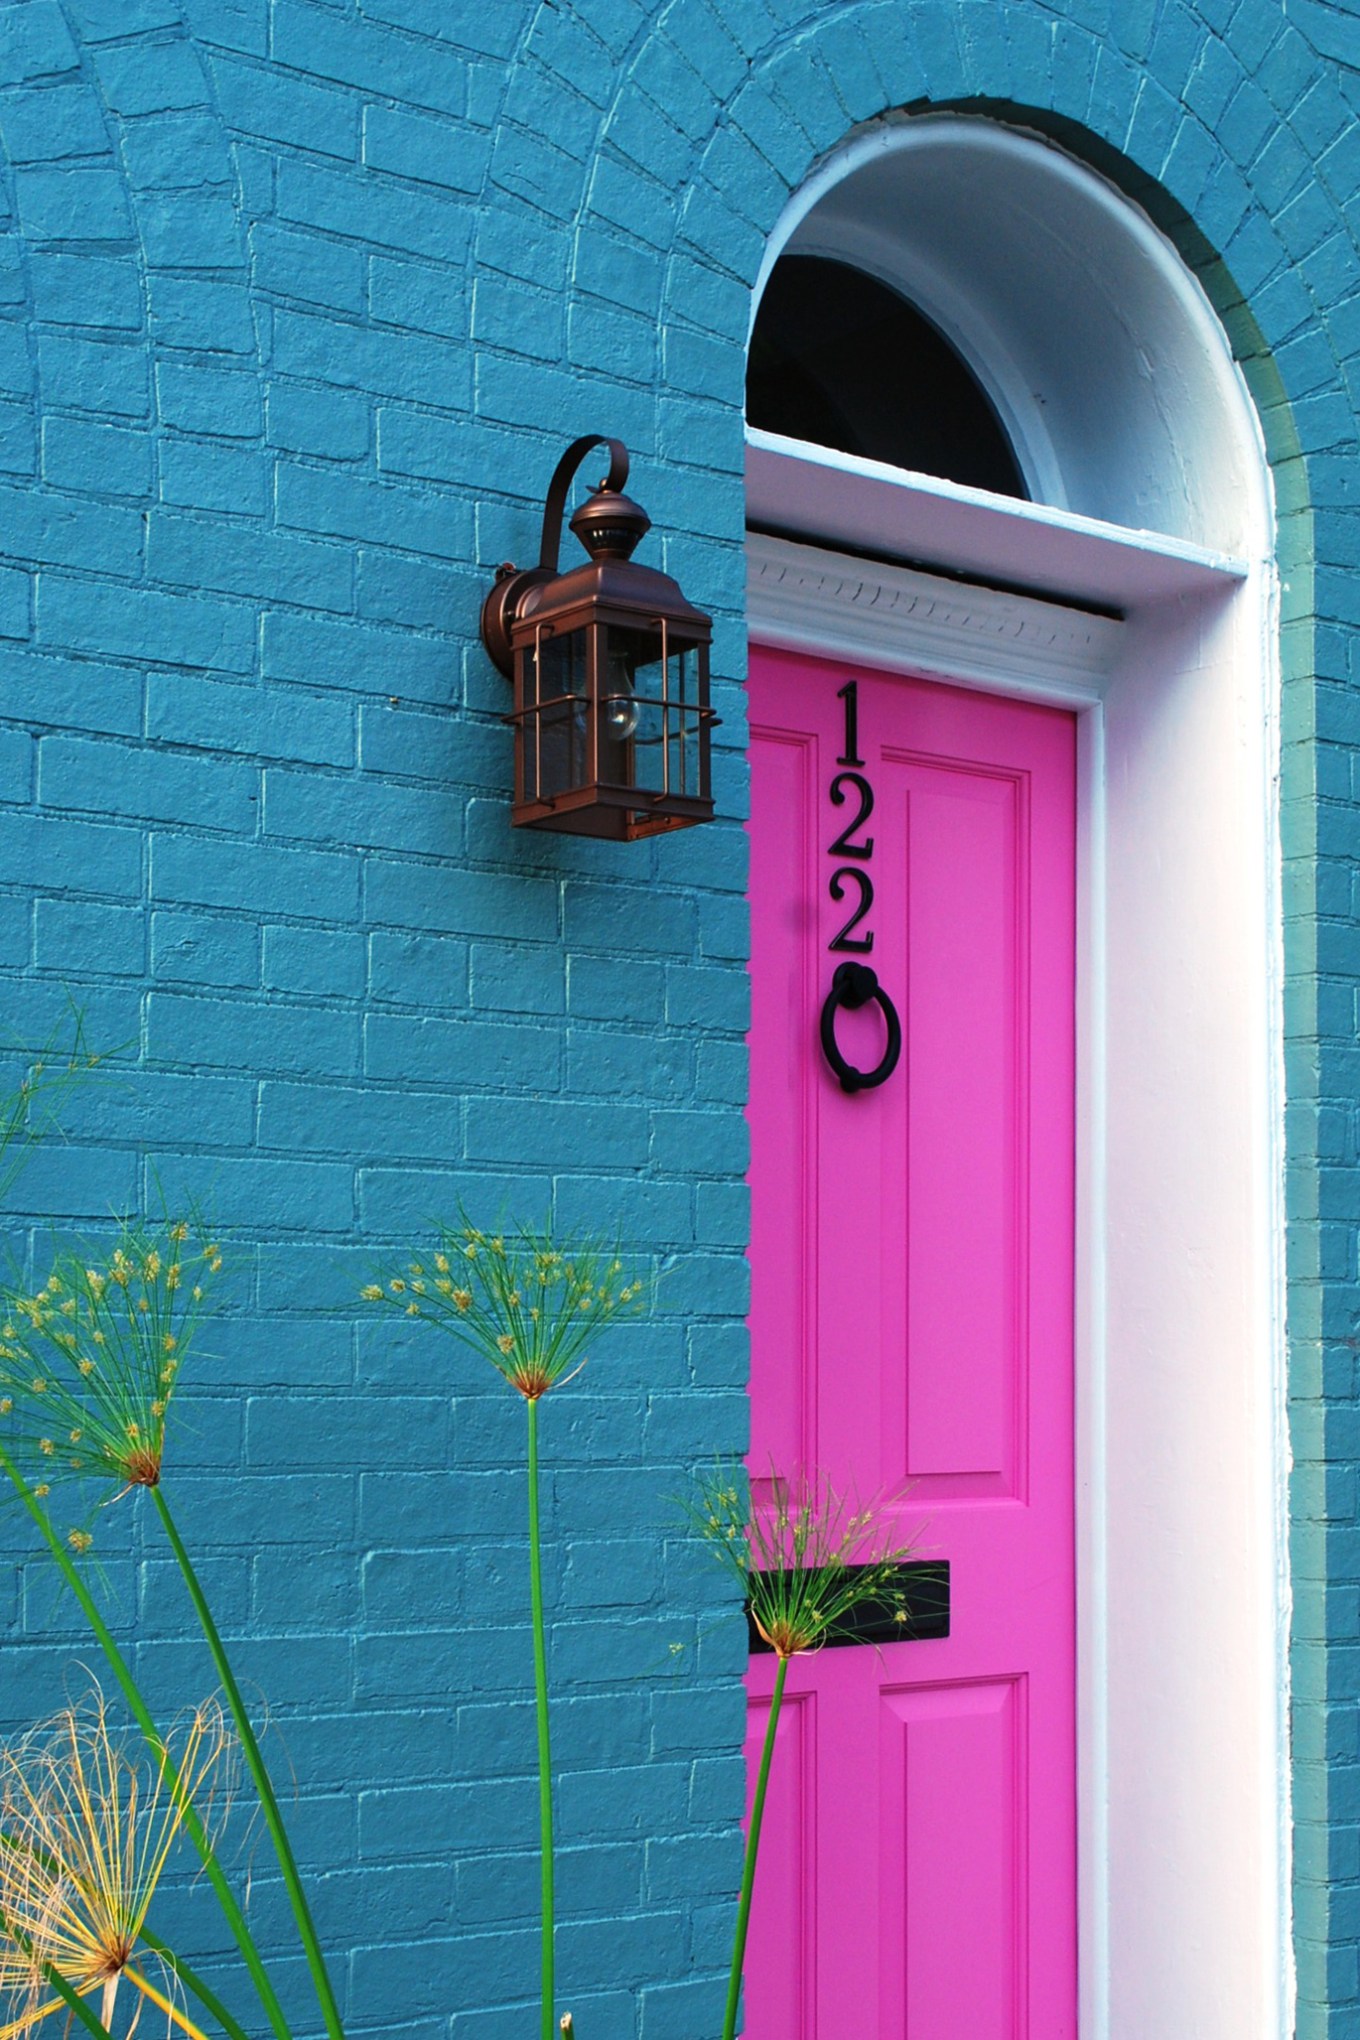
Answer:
[480,560,551,679]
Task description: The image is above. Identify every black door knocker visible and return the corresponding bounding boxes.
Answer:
[819,961,902,1094]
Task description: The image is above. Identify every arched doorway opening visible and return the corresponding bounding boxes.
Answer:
[743,114,1287,2038]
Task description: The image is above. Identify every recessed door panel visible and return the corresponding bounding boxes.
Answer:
[895,759,1025,1496]
[881,1678,1025,2037]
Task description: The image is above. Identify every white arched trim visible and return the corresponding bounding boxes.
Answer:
[753,114,1272,555]
[748,118,1288,2040]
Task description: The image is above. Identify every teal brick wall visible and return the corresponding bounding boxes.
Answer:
[0,1,1356,2032]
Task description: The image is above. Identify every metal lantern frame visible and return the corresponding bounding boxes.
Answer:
[480,436,719,841]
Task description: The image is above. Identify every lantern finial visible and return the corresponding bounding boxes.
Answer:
[569,482,650,563]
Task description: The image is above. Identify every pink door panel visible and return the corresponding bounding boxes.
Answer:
[745,643,1077,2038]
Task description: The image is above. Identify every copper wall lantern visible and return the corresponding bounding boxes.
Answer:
[480,435,718,840]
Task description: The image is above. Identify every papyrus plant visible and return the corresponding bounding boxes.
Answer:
[690,1465,920,2040]
[0,1687,231,2040]
[363,1219,643,2040]
[0,1220,344,2040]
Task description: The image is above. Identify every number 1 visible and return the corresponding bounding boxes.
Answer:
[837,680,863,768]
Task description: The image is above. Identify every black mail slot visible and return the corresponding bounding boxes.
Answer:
[746,1560,950,1654]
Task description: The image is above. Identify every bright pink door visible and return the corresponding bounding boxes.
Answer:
[745,643,1077,2038]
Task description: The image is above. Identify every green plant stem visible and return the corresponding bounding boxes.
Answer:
[140,1926,254,2040]
[0,1448,293,2040]
[723,1653,789,2040]
[151,1486,346,2040]
[526,1395,555,2040]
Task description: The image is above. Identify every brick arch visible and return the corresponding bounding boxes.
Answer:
[0,8,258,1045]
[649,1,1333,461]
[0,4,272,1135]
[0,86,40,494]
[0,4,261,504]
[0,0,280,850]
[0,6,149,509]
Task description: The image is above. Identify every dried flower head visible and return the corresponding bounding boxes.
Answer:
[0,1686,232,2040]
[0,1221,220,1503]
[689,1463,920,1659]
[362,1218,644,1400]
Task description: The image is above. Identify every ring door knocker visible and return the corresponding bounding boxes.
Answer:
[819,960,902,1094]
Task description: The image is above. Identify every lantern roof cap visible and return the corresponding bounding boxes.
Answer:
[516,553,712,638]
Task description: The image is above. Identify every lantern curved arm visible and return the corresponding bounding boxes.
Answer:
[480,434,631,678]
[537,435,629,572]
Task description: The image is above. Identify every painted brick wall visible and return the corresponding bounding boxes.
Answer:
[0,0,1356,2033]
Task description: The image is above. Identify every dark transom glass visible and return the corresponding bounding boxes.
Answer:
[748,254,1028,500]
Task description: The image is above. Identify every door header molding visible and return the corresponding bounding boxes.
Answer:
[747,529,1123,702]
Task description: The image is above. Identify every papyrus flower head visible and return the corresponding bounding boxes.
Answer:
[0,1687,231,2040]
[363,1218,643,1401]
[0,1221,220,1523]
[690,1464,920,1659]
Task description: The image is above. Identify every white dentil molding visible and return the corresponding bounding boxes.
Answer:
[747,529,1123,701]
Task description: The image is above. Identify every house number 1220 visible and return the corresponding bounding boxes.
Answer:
[829,679,875,952]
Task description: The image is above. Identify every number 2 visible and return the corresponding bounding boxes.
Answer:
[828,771,874,859]
[829,867,874,952]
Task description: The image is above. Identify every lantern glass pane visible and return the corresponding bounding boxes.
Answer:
[599,624,703,800]
[528,625,589,799]
[595,623,650,788]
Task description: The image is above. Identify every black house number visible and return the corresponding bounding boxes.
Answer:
[829,680,874,952]
[819,678,902,1095]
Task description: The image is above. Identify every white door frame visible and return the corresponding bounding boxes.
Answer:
[746,448,1287,2036]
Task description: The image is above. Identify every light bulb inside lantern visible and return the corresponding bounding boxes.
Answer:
[604,692,639,740]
